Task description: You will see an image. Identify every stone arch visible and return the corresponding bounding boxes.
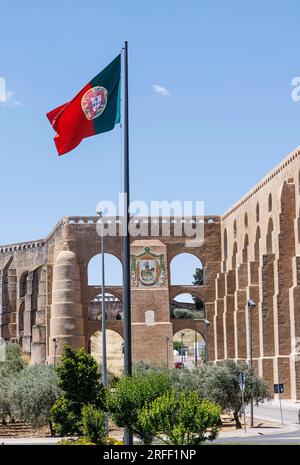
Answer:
[89,329,124,377]
[88,292,122,321]
[268,193,272,212]
[266,218,274,254]
[18,302,25,346]
[170,252,204,285]
[170,292,204,319]
[232,242,238,269]
[233,220,237,237]
[223,228,228,261]
[242,234,249,263]
[256,202,260,222]
[254,226,261,261]
[173,327,206,367]
[87,253,123,286]
[19,272,28,298]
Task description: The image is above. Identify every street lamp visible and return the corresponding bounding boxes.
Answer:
[203,319,210,363]
[53,338,59,366]
[97,209,108,433]
[248,299,256,428]
[165,336,170,367]
[181,332,185,365]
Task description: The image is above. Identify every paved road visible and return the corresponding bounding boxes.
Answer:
[248,403,300,426]
[214,428,300,444]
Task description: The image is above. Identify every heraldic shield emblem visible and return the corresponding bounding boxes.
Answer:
[81,86,108,120]
[131,247,167,287]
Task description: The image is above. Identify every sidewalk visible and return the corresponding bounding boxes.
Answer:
[219,421,300,438]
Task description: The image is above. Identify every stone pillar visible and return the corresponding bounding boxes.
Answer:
[22,272,34,353]
[130,240,173,367]
[48,250,85,364]
[7,267,17,342]
[224,270,236,359]
[215,273,225,360]
[31,267,47,364]
[235,264,248,360]
[0,269,9,339]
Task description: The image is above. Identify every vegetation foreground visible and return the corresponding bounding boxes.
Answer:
[0,342,272,445]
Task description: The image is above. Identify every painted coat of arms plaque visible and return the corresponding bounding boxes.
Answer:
[131,247,167,287]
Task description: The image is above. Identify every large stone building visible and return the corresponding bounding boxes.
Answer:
[1,145,300,399]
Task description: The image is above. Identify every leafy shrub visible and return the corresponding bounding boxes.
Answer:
[138,390,221,445]
[199,359,272,428]
[13,365,61,431]
[82,404,106,445]
[51,397,81,436]
[51,345,106,436]
[173,308,192,319]
[108,371,171,444]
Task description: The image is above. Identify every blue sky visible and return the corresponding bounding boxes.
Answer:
[1,0,300,247]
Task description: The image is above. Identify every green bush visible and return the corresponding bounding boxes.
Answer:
[173,308,192,319]
[199,359,272,428]
[108,371,171,444]
[138,390,221,445]
[51,345,106,436]
[0,342,27,424]
[51,397,81,436]
[82,404,106,445]
[13,365,61,431]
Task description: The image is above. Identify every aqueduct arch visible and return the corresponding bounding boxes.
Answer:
[2,147,300,398]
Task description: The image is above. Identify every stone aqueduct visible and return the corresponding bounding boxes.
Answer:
[1,145,300,399]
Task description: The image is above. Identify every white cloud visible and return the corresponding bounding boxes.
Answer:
[0,77,21,106]
[152,84,170,97]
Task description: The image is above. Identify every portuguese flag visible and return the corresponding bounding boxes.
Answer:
[47,54,121,156]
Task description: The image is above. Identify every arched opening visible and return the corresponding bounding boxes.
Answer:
[233,220,237,237]
[266,218,274,254]
[256,202,260,222]
[268,194,272,212]
[232,242,238,269]
[19,272,28,298]
[89,329,124,378]
[242,234,249,263]
[170,253,204,285]
[254,227,261,261]
[88,253,123,286]
[18,302,25,347]
[223,228,228,272]
[173,328,205,368]
[244,213,248,227]
[170,293,204,320]
[88,292,122,321]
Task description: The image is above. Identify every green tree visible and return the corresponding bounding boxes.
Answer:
[82,404,106,445]
[51,345,106,436]
[199,359,272,428]
[13,365,62,434]
[0,341,26,377]
[138,390,221,445]
[108,371,171,444]
[0,342,27,424]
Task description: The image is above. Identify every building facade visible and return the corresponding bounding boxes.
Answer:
[1,146,300,399]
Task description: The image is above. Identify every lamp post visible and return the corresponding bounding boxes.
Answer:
[165,336,170,367]
[203,319,210,363]
[181,332,185,365]
[53,338,59,366]
[96,210,108,433]
[248,299,256,428]
[194,331,198,367]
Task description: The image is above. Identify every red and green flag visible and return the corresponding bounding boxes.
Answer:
[47,54,121,156]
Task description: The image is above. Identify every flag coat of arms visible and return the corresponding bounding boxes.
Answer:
[47,54,121,155]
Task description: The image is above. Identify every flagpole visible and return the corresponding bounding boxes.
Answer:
[123,40,133,445]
